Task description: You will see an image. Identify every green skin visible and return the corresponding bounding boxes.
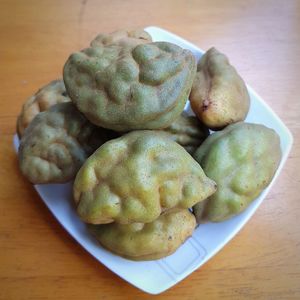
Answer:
[74,130,216,225]
[63,42,196,131]
[193,122,282,222]
[19,103,117,184]
[88,208,196,261]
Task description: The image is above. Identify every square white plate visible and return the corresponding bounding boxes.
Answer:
[14,26,293,294]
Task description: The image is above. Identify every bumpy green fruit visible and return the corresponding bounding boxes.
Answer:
[193,122,281,222]
[19,103,116,184]
[88,208,196,261]
[74,131,216,224]
[190,48,250,129]
[63,42,196,131]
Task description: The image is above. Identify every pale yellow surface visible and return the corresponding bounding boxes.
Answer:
[0,0,299,299]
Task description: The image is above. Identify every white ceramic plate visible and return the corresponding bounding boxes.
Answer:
[14,26,293,295]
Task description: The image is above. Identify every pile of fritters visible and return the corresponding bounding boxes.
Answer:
[17,29,281,261]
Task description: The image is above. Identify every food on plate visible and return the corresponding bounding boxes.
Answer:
[193,122,281,222]
[73,130,216,224]
[19,103,116,184]
[190,47,250,129]
[63,41,196,131]
[16,79,70,137]
[90,28,152,48]
[159,114,209,154]
[15,28,285,264]
[88,208,196,261]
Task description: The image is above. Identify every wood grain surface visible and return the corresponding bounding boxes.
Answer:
[0,0,299,299]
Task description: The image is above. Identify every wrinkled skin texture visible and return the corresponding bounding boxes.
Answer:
[159,114,209,154]
[90,29,152,48]
[74,131,216,224]
[190,48,250,129]
[17,79,70,137]
[88,208,196,261]
[64,42,196,131]
[193,122,281,222]
[19,103,117,184]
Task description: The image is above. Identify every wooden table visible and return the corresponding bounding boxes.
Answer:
[1,0,299,299]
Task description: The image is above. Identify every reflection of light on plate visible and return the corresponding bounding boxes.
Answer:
[13,26,293,295]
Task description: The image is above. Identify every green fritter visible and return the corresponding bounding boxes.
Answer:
[88,208,196,261]
[190,47,250,130]
[159,114,209,154]
[74,130,216,224]
[19,103,117,184]
[193,122,281,222]
[63,41,196,131]
[17,79,70,137]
